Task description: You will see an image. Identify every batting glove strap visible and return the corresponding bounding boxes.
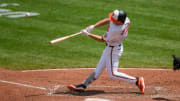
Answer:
[86,25,94,32]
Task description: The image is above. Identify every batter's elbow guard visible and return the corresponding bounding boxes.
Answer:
[172,54,180,71]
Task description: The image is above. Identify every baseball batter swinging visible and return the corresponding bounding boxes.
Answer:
[68,9,145,94]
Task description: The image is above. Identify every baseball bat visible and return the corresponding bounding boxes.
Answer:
[49,32,82,45]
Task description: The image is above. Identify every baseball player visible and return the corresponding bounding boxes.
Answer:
[68,9,145,94]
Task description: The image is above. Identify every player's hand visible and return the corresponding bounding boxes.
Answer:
[86,25,94,32]
[81,29,89,36]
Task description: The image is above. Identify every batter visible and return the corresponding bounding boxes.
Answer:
[68,9,145,94]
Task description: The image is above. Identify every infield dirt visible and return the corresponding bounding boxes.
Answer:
[0,68,180,101]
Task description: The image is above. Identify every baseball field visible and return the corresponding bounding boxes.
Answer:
[0,0,180,101]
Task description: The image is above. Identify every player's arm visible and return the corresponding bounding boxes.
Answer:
[86,18,110,32]
[94,18,110,28]
[81,30,105,42]
[88,33,105,42]
[81,18,110,42]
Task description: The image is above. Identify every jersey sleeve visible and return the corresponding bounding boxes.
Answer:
[122,23,130,40]
[102,32,108,41]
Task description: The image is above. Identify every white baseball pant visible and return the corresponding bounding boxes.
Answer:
[94,44,137,83]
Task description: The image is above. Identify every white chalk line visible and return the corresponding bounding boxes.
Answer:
[0,80,47,90]
[0,79,60,96]
[0,79,159,90]
[21,68,172,72]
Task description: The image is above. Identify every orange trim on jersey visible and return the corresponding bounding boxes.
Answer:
[125,23,130,33]
[121,23,130,35]
[126,29,129,33]
[120,30,125,35]
[110,47,136,80]
[109,13,122,25]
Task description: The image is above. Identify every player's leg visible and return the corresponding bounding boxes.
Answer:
[81,50,107,87]
[68,49,107,91]
[106,47,137,83]
[82,56,106,87]
[106,46,145,93]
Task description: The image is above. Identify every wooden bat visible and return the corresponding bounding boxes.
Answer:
[49,32,82,45]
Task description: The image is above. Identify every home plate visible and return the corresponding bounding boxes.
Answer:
[85,98,110,101]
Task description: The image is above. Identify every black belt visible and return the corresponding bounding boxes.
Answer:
[106,43,121,47]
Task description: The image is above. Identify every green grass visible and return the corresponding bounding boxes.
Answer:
[0,0,180,70]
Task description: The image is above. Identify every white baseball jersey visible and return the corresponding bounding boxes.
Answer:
[103,17,130,46]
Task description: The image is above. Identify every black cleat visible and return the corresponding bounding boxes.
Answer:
[67,84,86,92]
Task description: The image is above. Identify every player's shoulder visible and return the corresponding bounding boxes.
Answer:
[125,17,130,24]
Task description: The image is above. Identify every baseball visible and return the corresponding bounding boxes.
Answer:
[25,12,30,17]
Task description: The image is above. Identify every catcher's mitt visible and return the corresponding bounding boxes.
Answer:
[172,54,180,71]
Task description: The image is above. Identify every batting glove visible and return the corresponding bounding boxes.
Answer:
[81,29,89,36]
[86,25,94,32]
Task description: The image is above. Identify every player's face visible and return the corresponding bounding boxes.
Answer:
[112,20,123,25]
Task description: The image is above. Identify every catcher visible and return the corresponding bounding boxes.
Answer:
[68,9,145,94]
[172,54,180,71]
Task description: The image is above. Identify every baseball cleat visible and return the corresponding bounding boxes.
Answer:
[67,84,86,92]
[136,77,145,94]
